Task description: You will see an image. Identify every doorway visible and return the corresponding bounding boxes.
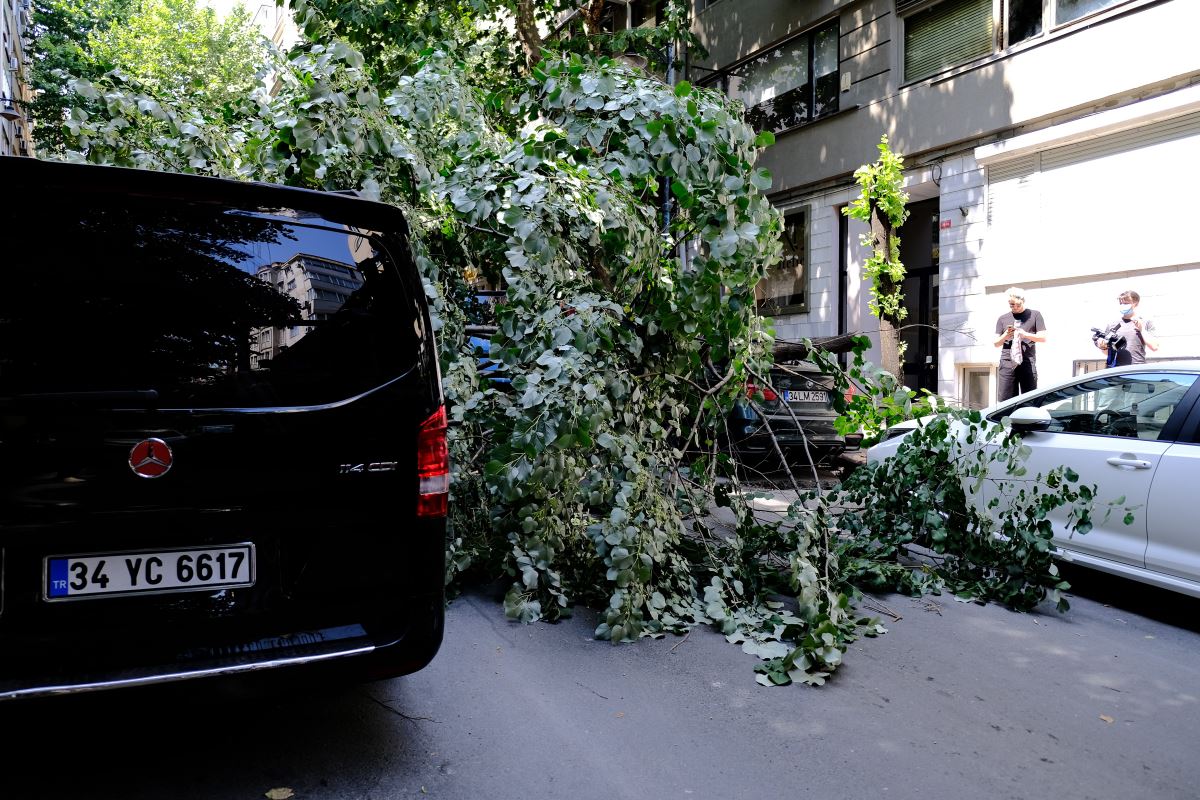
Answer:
[898,199,940,393]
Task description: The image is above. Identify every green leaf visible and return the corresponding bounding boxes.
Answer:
[670,180,690,204]
[753,130,775,148]
[674,81,692,97]
[749,169,772,191]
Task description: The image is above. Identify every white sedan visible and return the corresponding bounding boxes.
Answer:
[869,361,1200,597]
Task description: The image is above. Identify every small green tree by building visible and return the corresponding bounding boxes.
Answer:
[843,134,909,380]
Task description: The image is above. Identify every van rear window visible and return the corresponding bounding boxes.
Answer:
[0,196,418,409]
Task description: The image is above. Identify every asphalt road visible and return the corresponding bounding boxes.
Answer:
[2,568,1198,800]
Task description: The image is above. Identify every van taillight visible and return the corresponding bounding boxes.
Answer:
[417,406,449,518]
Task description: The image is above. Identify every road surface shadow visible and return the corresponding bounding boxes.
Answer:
[1057,561,1200,633]
[0,681,422,799]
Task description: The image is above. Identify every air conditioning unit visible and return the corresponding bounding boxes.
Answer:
[7,58,19,72]
[1,102,20,122]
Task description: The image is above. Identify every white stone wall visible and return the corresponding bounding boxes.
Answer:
[937,153,987,400]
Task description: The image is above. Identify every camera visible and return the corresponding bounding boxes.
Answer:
[1091,327,1127,351]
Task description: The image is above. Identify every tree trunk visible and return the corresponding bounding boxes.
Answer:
[514,0,543,72]
[870,201,904,380]
[583,0,607,36]
[878,318,901,383]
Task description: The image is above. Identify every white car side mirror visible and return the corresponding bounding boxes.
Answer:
[1008,406,1052,434]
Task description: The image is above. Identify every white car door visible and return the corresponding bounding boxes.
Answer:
[1144,439,1200,583]
[985,372,1198,568]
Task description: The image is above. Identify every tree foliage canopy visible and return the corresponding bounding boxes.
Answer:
[29,0,264,155]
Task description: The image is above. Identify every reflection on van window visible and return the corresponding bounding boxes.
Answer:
[250,254,365,369]
[2,199,415,409]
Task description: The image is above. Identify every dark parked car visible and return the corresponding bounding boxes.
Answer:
[0,157,447,701]
[728,360,861,468]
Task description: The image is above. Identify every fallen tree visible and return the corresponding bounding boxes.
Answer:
[51,0,1109,685]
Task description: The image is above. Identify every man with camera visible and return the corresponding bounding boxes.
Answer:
[994,286,1048,401]
[1093,289,1158,367]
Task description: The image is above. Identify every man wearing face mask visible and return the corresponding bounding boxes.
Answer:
[1095,290,1159,366]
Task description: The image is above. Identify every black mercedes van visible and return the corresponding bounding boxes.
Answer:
[0,157,447,700]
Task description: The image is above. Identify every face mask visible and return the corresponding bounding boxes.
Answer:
[1119,305,1134,316]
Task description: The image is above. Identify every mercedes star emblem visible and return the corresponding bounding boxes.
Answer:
[128,438,174,479]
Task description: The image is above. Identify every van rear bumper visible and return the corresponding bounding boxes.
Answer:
[0,593,444,702]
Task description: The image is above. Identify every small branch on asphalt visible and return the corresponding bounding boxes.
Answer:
[669,628,692,653]
[860,596,902,621]
[363,692,440,724]
[575,681,609,700]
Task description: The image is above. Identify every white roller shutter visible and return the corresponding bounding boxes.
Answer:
[985,111,1200,284]
[985,155,1040,278]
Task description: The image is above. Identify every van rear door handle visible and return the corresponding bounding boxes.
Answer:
[1106,456,1151,469]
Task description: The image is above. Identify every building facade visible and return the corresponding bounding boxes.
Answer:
[1,0,33,156]
[689,0,1200,405]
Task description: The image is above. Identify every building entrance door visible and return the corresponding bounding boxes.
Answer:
[898,200,940,394]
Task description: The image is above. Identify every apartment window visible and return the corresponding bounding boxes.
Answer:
[903,0,1133,81]
[1007,0,1044,44]
[903,0,993,81]
[630,0,664,27]
[1007,0,1126,44]
[1056,0,1125,24]
[756,209,808,316]
[961,366,993,409]
[714,20,839,134]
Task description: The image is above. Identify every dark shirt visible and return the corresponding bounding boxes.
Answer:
[995,308,1046,360]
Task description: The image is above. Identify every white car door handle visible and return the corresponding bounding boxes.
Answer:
[1106,456,1152,469]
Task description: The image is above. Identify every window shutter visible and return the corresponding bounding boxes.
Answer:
[904,0,993,82]
[1036,111,1200,278]
[983,110,1200,283]
[985,155,1039,277]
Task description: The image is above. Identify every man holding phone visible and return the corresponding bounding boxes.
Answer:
[994,286,1048,401]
